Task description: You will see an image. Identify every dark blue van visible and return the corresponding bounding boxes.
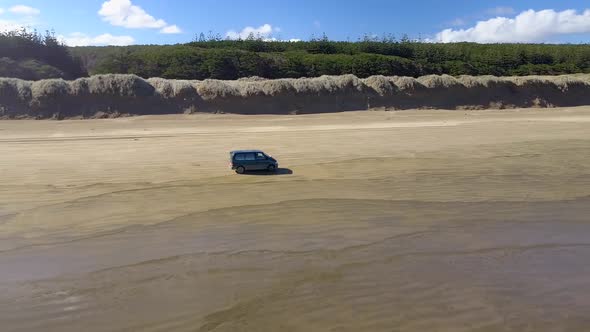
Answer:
[229,150,278,174]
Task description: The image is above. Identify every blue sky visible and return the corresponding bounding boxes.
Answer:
[1,0,589,45]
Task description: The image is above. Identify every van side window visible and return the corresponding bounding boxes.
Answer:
[244,153,256,161]
[235,154,245,161]
[256,152,266,160]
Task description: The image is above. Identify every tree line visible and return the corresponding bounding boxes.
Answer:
[87,34,590,79]
[2,29,590,81]
[89,41,590,79]
[0,29,87,80]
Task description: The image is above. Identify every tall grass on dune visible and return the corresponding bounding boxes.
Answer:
[1,74,590,118]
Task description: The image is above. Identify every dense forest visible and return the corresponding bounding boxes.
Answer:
[2,29,590,80]
[0,29,87,80]
[73,34,590,80]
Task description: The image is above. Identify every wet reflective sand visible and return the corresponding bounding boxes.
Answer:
[1,109,590,331]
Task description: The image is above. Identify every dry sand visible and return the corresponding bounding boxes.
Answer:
[1,108,590,331]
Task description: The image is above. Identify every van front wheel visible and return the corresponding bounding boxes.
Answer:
[267,164,276,172]
[236,166,245,174]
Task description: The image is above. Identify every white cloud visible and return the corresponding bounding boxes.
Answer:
[0,14,38,32]
[0,6,40,32]
[487,6,515,16]
[59,32,135,46]
[9,5,40,15]
[160,24,181,34]
[436,9,590,43]
[0,19,25,31]
[245,37,302,42]
[225,23,278,40]
[313,20,321,29]
[99,0,180,34]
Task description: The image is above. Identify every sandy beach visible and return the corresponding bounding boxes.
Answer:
[1,108,590,331]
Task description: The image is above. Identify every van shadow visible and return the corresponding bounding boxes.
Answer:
[241,168,293,176]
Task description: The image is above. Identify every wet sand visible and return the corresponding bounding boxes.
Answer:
[1,108,590,331]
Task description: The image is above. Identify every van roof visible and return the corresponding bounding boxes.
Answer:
[230,150,264,155]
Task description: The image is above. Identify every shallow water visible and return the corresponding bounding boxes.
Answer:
[2,198,590,331]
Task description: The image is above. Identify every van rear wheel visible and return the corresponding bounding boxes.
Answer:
[236,166,245,174]
[267,164,276,172]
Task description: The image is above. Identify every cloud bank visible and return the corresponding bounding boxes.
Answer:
[99,0,181,33]
[437,9,590,43]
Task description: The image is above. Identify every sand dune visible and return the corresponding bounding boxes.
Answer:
[1,109,590,331]
[2,74,590,118]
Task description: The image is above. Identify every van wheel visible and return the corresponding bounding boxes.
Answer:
[267,164,276,172]
[236,166,245,174]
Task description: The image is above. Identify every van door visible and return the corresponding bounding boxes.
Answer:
[255,152,269,170]
[243,153,257,170]
[233,153,245,168]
